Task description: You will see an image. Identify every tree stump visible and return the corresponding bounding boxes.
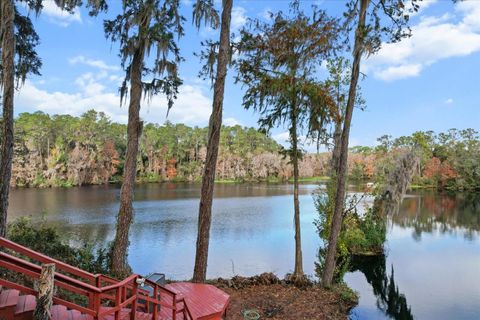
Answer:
[34,263,55,320]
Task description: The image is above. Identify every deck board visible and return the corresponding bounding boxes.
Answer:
[165,282,229,320]
[0,289,20,309]
[0,285,228,320]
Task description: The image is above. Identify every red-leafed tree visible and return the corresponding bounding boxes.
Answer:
[423,157,457,188]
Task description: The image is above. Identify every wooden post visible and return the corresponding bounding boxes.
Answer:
[130,281,137,320]
[34,263,55,320]
[172,293,176,320]
[152,285,158,319]
[115,287,121,320]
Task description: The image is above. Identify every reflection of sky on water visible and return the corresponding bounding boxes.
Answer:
[9,183,323,279]
[8,184,480,319]
[347,192,480,320]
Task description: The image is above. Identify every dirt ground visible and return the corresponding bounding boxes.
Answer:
[211,273,355,320]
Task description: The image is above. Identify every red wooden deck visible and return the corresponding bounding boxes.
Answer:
[164,283,229,320]
[0,237,229,320]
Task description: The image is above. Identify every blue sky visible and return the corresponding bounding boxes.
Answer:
[14,0,480,149]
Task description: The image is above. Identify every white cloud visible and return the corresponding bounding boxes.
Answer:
[69,56,120,71]
[444,98,454,105]
[41,1,82,27]
[231,6,247,30]
[223,117,241,126]
[15,80,212,127]
[157,85,212,126]
[75,73,106,96]
[272,131,290,145]
[364,1,480,81]
[457,1,480,32]
[20,54,211,126]
[109,75,124,84]
[260,7,273,21]
[375,64,422,82]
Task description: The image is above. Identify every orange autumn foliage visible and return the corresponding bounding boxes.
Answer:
[423,157,457,186]
[166,158,177,179]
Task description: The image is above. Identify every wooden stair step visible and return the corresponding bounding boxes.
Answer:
[14,294,36,315]
[50,306,93,320]
[51,305,69,319]
[0,289,20,309]
[99,308,157,320]
[66,309,94,320]
[69,309,82,317]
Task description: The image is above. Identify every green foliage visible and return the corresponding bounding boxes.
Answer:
[333,129,480,191]
[7,217,112,276]
[193,0,219,29]
[319,57,365,154]
[369,129,480,191]
[3,217,111,306]
[12,111,478,191]
[343,0,419,57]
[32,174,46,187]
[12,111,285,187]
[332,282,359,305]
[314,180,351,283]
[314,179,386,284]
[104,0,184,110]
[235,1,340,160]
[343,209,386,255]
[9,7,42,85]
[350,162,367,181]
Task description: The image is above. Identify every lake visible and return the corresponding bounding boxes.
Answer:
[8,183,480,320]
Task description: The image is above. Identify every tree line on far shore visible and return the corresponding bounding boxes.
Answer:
[6,110,478,192]
[7,110,325,187]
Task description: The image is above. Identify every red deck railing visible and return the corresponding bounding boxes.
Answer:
[0,237,193,320]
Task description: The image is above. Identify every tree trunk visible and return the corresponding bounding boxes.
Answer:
[192,0,232,283]
[110,46,145,277]
[322,0,369,288]
[331,119,342,175]
[33,263,55,320]
[331,63,345,175]
[0,0,15,237]
[291,112,304,278]
[289,54,303,280]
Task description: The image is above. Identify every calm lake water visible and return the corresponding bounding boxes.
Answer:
[8,183,480,320]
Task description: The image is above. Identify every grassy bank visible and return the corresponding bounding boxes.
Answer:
[214,176,330,184]
[288,176,330,182]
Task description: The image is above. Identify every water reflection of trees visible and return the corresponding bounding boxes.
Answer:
[350,255,413,320]
[393,192,480,240]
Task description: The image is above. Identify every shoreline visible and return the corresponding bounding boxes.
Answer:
[10,176,331,189]
[11,178,479,193]
[182,273,357,320]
